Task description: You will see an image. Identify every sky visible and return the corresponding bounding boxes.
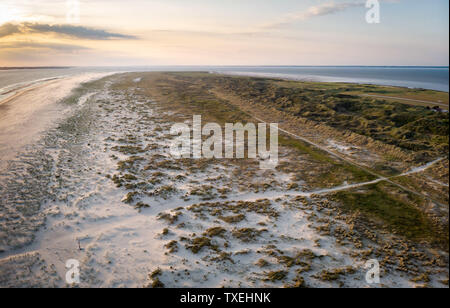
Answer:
[0,0,448,66]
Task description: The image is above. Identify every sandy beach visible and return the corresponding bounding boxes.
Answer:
[0,73,115,172]
[0,72,447,288]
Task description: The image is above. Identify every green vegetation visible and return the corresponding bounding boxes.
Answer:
[97,72,449,287]
[219,214,246,224]
[256,259,270,268]
[62,76,114,105]
[203,227,227,237]
[165,240,178,253]
[331,182,448,247]
[116,72,448,254]
[148,268,165,288]
[141,72,448,181]
[139,72,448,244]
[264,270,288,282]
[121,191,138,204]
[232,228,267,242]
[315,267,356,282]
[205,74,448,156]
[279,134,378,182]
[185,236,218,254]
[157,211,182,225]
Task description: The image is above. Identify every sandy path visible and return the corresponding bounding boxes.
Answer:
[251,117,447,208]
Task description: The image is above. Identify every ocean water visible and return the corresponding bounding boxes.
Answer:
[214,66,449,92]
[0,66,448,97]
[0,67,123,102]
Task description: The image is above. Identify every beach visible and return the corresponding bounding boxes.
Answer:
[0,72,448,288]
[0,72,116,172]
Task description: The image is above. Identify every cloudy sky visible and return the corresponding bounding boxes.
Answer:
[0,0,448,66]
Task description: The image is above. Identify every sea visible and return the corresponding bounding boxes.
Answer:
[0,66,449,100]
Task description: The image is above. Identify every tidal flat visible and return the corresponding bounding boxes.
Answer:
[0,72,448,288]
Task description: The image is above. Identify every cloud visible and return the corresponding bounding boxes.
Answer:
[306,1,364,17]
[0,41,90,51]
[0,22,137,40]
[0,41,89,50]
[264,1,365,28]
[0,23,21,38]
[25,23,137,40]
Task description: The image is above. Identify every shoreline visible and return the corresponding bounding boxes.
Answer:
[210,71,450,93]
[208,72,449,108]
[0,67,72,71]
[0,72,115,171]
[1,66,447,92]
[0,79,62,107]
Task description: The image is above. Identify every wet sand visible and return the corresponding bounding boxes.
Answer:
[0,73,113,172]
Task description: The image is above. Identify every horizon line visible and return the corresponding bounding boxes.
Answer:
[1,65,449,70]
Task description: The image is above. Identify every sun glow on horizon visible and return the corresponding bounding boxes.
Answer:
[0,4,23,25]
[0,3,52,26]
